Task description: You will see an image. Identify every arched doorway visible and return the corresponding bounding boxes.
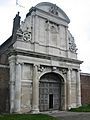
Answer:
[39,72,64,111]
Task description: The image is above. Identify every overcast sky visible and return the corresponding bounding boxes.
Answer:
[0,0,90,73]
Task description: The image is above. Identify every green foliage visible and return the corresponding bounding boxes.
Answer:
[0,114,59,120]
[69,104,90,112]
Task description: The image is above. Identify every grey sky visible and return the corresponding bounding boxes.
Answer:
[0,0,90,73]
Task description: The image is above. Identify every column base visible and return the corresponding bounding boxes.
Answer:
[76,96,81,107]
[67,105,71,110]
[14,109,21,114]
[76,103,81,107]
[31,109,39,114]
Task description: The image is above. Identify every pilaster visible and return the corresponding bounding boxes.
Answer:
[9,55,16,113]
[14,62,22,113]
[64,80,67,110]
[76,69,81,107]
[32,12,35,43]
[34,15,39,52]
[35,15,39,43]
[65,26,69,57]
[46,20,50,54]
[67,68,72,109]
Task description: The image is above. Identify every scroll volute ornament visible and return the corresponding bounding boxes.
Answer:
[16,27,32,42]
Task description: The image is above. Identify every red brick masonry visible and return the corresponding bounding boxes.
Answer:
[80,73,90,104]
[0,66,9,112]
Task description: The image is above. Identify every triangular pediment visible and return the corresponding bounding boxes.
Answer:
[35,2,70,23]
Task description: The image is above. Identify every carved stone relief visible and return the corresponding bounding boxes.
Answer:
[38,65,45,72]
[16,28,23,40]
[52,66,57,71]
[45,21,59,33]
[49,4,58,16]
[16,27,32,42]
[23,30,31,41]
[45,21,49,31]
[50,24,59,33]
[69,37,77,53]
[59,68,67,75]
[61,69,67,74]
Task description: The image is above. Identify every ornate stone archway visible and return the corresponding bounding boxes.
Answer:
[39,72,65,111]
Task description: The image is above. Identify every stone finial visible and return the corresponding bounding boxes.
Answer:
[12,12,21,35]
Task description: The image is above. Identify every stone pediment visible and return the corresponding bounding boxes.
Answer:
[35,2,70,23]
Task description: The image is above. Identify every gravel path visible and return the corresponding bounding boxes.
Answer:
[48,111,90,120]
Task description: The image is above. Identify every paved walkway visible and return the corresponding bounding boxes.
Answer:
[48,111,90,120]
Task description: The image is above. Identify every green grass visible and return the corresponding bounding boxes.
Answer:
[69,104,90,112]
[0,114,59,120]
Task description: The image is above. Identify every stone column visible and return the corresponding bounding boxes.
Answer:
[31,64,39,113]
[14,62,21,113]
[9,55,16,113]
[76,69,81,107]
[67,68,72,109]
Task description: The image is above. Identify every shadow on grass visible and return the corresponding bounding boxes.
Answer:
[0,114,61,120]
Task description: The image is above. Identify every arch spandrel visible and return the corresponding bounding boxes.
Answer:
[39,71,66,83]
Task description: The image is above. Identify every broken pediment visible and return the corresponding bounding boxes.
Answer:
[35,2,70,23]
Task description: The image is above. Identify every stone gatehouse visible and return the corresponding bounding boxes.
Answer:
[0,2,83,113]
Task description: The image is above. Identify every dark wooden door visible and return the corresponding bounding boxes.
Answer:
[39,73,61,111]
[49,94,53,109]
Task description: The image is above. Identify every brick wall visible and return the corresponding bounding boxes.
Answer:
[0,66,10,112]
[80,73,90,104]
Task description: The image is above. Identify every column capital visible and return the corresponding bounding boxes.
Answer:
[8,55,16,63]
[16,61,23,65]
[77,69,81,72]
[68,68,72,71]
[33,64,39,67]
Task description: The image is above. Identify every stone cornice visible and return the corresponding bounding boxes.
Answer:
[80,72,90,76]
[35,7,69,25]
[26,5,69,26]
[0,64,9,68]
[8,49,83,65]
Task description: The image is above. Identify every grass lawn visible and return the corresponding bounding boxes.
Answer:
[69,104,90,112]
[0,114,60,120]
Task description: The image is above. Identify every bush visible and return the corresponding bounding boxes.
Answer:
[69,104,90,112]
